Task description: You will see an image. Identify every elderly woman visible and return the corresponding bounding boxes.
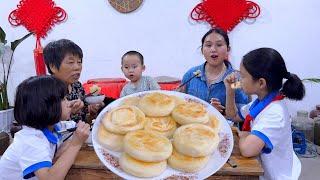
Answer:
[43,39,112,122]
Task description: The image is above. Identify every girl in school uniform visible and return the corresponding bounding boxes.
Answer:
[0,76,90,180]
[224,48,304,180]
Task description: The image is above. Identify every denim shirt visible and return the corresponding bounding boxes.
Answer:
[182,62,249,109]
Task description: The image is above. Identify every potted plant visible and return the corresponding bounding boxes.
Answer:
[0,27,32,133]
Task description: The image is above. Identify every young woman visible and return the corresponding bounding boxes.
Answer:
[181,28,249,114]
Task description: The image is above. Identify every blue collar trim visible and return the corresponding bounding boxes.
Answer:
[41,124,62,144]
[249,91,278,119]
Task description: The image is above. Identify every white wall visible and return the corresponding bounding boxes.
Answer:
[1,0,319,116]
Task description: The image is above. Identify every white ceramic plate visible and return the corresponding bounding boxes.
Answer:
[92,90,234,180]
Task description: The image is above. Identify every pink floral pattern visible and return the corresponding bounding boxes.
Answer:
[218,132,231,158]
[164,173,198,180]
[184,97,208,108]
[101,149,119,168]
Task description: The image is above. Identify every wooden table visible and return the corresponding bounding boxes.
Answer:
[66,129,263,180]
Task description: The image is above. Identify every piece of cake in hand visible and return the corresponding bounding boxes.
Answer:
[89,84,102,96]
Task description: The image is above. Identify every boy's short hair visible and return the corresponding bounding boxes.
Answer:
[43,39,83,74]
[121,50,144,65]
[14,76,68,129]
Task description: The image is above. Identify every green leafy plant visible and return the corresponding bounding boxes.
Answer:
[0,27,32,110]
[302,78,320,84]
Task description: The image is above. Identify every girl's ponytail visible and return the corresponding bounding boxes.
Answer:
[281,72,305,100]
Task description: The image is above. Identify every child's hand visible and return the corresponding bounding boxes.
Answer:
[210,98,225,114]
[69,99,84,114]
[224,72,238,90]
[71,121,90,147]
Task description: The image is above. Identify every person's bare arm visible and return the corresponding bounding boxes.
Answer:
[53,139,71,162]
[34,121,90,180]
[224,74,242,122]
[238,131,265,157]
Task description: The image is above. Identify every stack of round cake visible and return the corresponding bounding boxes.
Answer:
[120,130,172,177]
[98,105,146,152]
[169,123,219,172]
[97,92,221,177]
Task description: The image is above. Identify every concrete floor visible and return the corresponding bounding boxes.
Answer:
[300,157,320,179]
[299,146,320,180]
[299,146,320,179]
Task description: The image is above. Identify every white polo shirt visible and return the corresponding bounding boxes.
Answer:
[240,100,301,180]
[0,125,62,180]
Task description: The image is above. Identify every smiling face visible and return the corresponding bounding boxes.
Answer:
[50,53,82,85]
[201,32,230,67]
[121,54,145,82]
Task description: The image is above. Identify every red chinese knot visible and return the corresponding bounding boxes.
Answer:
[8,0,67,75]
[191,0,260,32]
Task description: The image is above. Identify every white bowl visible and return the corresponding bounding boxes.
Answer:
[85,95,105,104]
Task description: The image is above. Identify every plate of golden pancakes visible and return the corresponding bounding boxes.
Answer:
[92,90,234,180]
